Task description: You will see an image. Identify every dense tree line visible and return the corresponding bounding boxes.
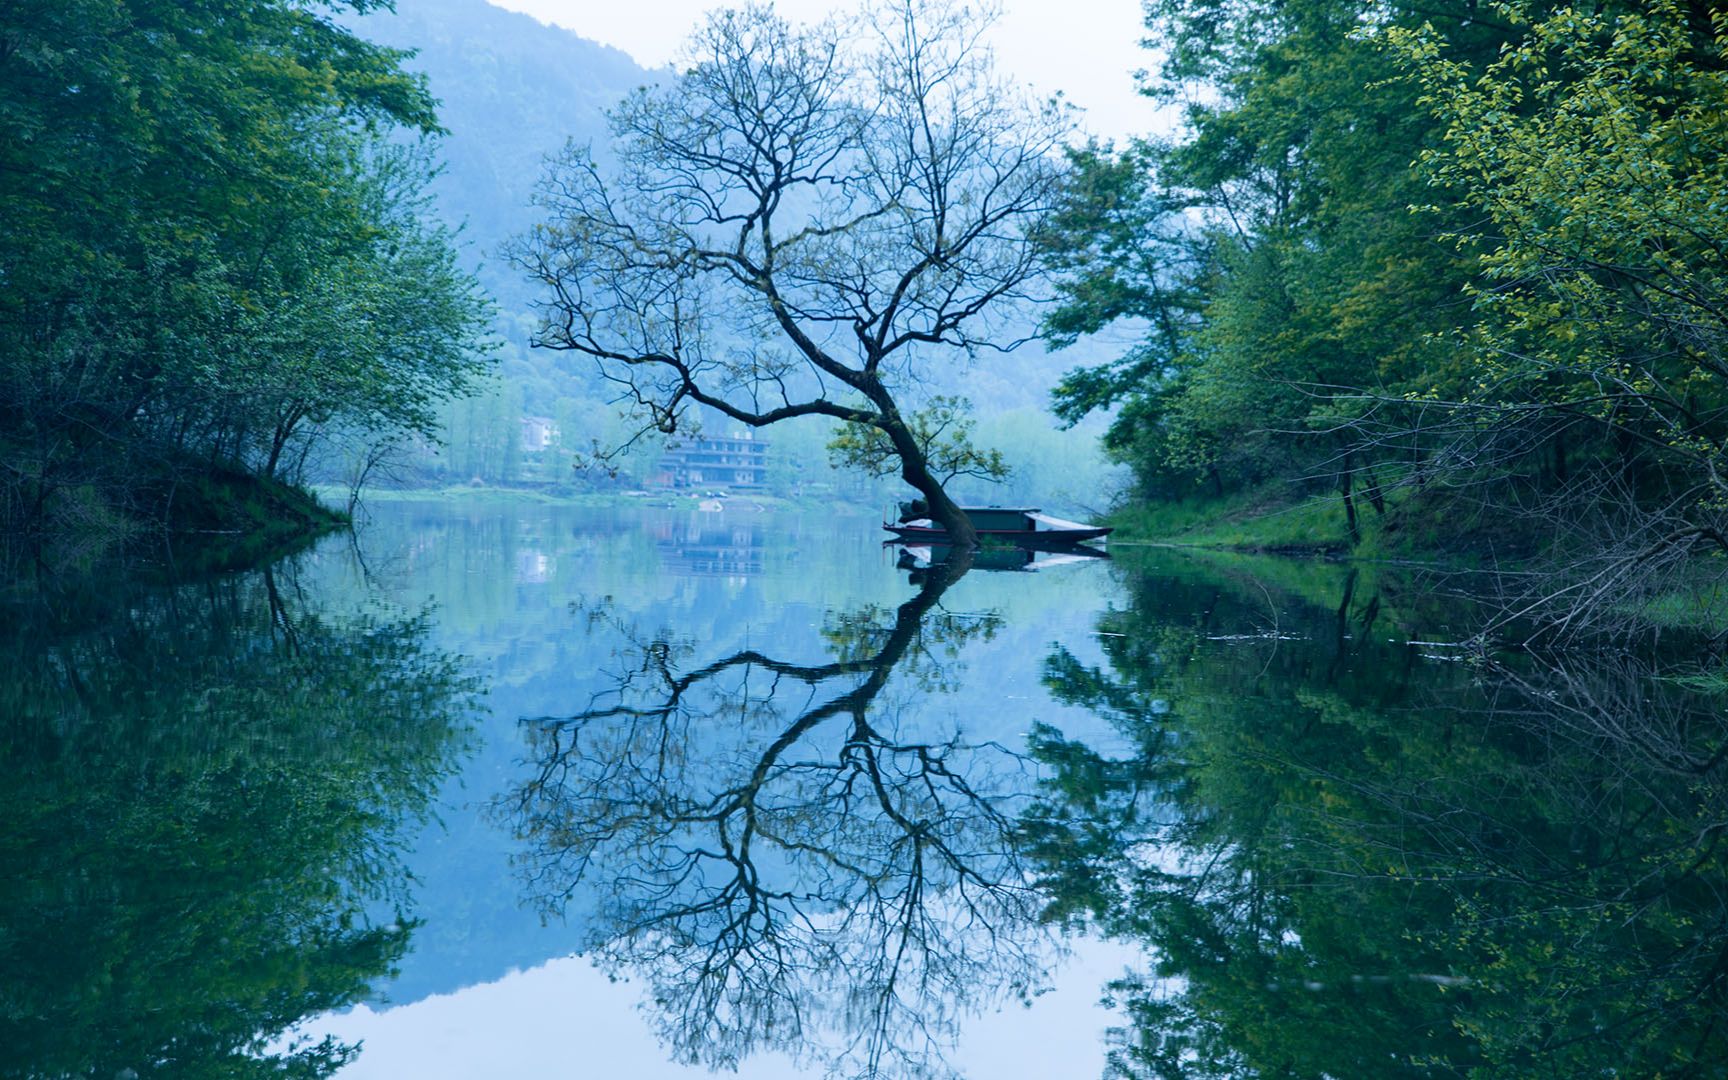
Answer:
[1046,0,1728,595]
[0,0,490,539]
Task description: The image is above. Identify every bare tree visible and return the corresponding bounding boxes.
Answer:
[499,553,1062,1078]
[511,1,1071,548]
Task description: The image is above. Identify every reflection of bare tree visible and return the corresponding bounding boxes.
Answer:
[502,553,1055,1078]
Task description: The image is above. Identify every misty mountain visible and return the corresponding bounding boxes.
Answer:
[352,0,652,313]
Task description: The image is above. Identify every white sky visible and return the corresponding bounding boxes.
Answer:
[486,0,1167,142]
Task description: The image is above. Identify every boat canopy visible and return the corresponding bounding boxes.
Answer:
[1027,512,1095,532]
[961,507,1040,531]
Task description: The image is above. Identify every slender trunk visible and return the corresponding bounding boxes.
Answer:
[266,405,308,480]
[1339,456,1360,546]
[1362,462,1386,516]
[265,428,287,480]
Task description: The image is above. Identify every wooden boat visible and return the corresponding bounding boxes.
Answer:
[883,505,1112,546]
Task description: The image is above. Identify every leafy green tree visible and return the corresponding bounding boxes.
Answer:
[1039,0,1498,515]
[1379,0,1728,618]
[1039,143,1209,495]
[0,0,490,535]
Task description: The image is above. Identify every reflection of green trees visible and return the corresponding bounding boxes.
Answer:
[0,565,476,1080]
[504,555,1055,1079]
[1026,562,1728,1077]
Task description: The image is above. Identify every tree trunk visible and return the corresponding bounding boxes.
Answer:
[1339,457,1360,546]
[883,414,979,549]
[1361,462,1386,516]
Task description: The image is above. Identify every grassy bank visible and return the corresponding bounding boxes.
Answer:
[1107,488,1360,555]
[1109,485,1728,644]
[157,468,347,574]
[1106,483,1532,563]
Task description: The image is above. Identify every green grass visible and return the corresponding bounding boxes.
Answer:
[1619,575,1728,632]
[157,468,346,573]
[1108,487,1360,554]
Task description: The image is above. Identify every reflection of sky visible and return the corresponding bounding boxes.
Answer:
[289,501,1133,1077]
[310,938,1140,1079]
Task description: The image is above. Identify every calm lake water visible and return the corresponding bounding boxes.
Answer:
[4,499,1725,1078]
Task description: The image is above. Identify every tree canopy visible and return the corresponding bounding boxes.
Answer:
[1040,0,1728,620]
[0,0,491,538]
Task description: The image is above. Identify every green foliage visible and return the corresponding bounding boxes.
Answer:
[1108,486,1361,552]
[0,561,476,1078]
[1387,0,1728,535]
[1047,0,1728,608]
[1041,142,1202,426]
[1042,0,1492,506]
[0,0,491,535]
[1025,559,1728,1077]
[827,396,1008,486]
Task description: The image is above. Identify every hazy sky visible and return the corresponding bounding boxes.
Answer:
[487,0,1167,141]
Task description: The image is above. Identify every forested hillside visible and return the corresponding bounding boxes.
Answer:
[353,0,643,312]
[1045,0,1728,628]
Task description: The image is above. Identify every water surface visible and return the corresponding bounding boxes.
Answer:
[4,500,1724,1078]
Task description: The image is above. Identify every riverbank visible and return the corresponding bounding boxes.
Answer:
[3,466,346,586]
[1108,486,1728,637]
[333,484,883,515]
[160,469,348,572]
[1105,488,1360,556]
[1106,482,1541,560]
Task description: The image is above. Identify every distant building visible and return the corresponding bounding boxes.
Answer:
[520,415,559,452]
[654,431,770,490]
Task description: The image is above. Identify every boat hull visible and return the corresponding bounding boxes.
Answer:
[882,523,1112,546]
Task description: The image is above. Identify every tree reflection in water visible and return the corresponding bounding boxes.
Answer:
[504,552,1059,1078]
[0,561,476,1080]
[1026,559,1728,1078]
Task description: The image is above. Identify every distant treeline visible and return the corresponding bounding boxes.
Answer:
[1047,0,1726,577]
[0,0,490,541]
